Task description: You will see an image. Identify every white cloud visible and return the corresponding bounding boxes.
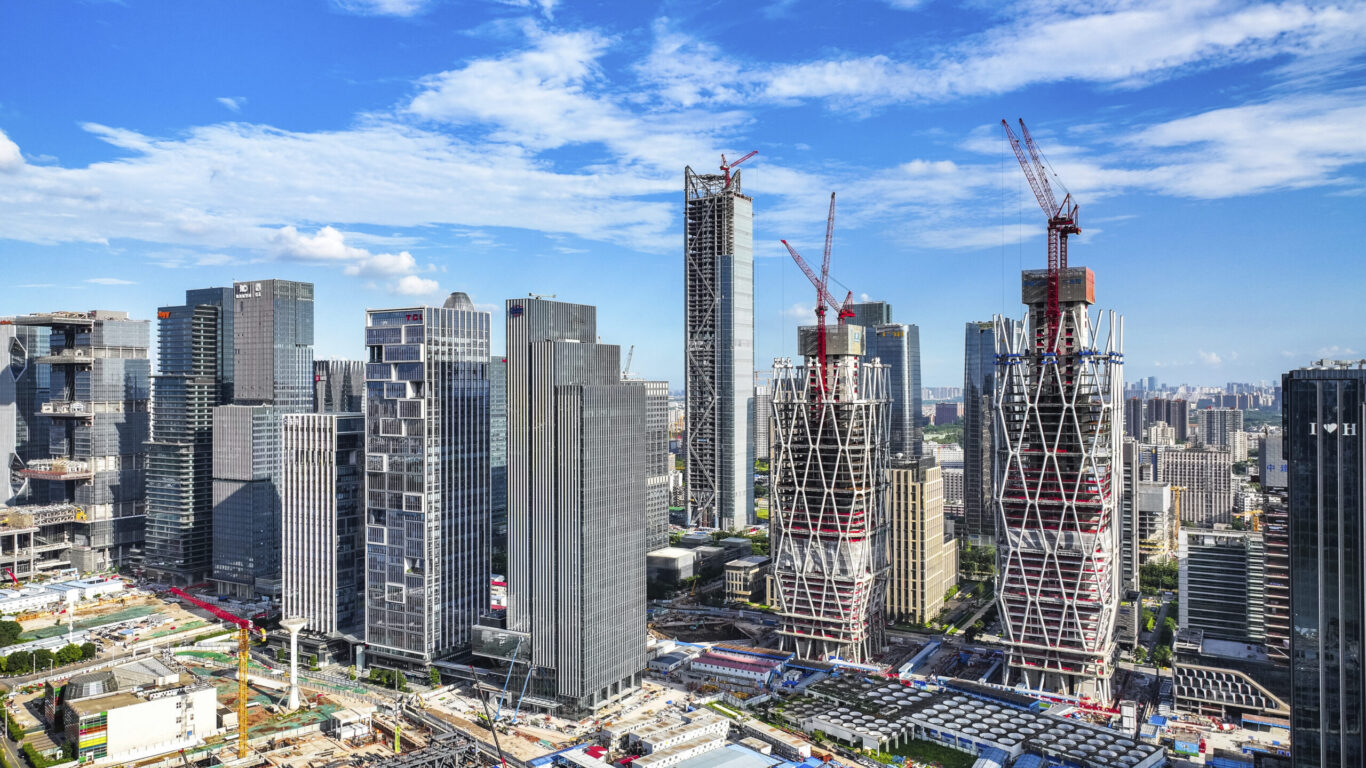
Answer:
[0,129,22,172]
[333,0,431,16]
[882,0,928,8]
[396,275,440,295]
[407,25,740,171]
[86,277,136,285]
[217,96,244,112]
[759,1,1366,105]
[1198,350,1223,365]
[1316,345,1361,357]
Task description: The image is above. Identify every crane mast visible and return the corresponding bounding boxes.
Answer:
[1002,118,1080,351]
[781,193,853,402]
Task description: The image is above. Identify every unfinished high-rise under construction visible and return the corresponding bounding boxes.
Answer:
[771,324,889,663]
[684,164,754,531]
[994,267,1124,700]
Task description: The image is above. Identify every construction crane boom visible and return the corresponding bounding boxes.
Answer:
[780,191,854,402]
[622,344,635,378]
[1002,118,1080,352]
[720,150,758,189]
[170,588,259,758]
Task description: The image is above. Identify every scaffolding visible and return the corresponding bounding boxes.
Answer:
[770,326,889,664]
[993,269,1123,701]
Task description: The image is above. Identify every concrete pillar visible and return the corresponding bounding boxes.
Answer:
[281,617,307,711]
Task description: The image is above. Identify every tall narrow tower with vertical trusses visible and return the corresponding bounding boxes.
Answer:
[994,267,1123,700]
[684,165,755,531]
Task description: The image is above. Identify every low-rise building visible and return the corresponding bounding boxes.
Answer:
[689,651,780,686]
[647,548,696,585]
[58,658,217,764]
[724,555,770,604]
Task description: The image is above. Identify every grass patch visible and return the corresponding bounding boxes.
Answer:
[888,739,974,768]
[706,702,740,719]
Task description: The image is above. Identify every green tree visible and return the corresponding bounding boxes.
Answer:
[308,654,318,670]
[54,644,82,666]
[276,647,287,662]
[1131,646,1148,664]
[5,708,23,741]
[1140,560,1179,594]
[754,484,768,498]
[1152,645,1172,667]
[429,666,442,687]
[79,642,97,660]
[1160,618,1178,646]
[32,649,53,672]
[0,621,21,647]
[6,650,31,675]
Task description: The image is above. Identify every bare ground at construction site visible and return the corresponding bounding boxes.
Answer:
[18,592,198,635]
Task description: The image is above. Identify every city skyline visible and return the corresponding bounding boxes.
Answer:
[3,1,1364,389]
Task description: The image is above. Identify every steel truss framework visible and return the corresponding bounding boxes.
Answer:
[770,353,889,663]
[993,302,1123,700]
[683,167,751,530]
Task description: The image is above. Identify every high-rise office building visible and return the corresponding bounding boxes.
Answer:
[145,287,233,585]
[363,294,491,666]
[1259,434,1290,665]
[1147,398,1189,442]
[963,320,1004,546]
[868,323,922,459]
[0,322,49,506]
[1117,439,1142,649]
[771,324,889,663]
[849,301,922,459]
[1136,481,1175,563]
[230,280,314,410]
[631,379,671,551]
[1124,397,1145,440]
[313,359,364,414]
[494,297,645,712]
[281,412,364,637]
[753,384,772,462]
[1179,528,1266,643]
[212,280,314,598]
[1157,447,1234,526]
[885,457,953,625]
[9,310,150,572]
[212,405,284,597]
[1198,407,1244,450]
[994,267,1123,699]
[1146,376,1157,391]
[1284,363,1366,767]
[489,355,508,559]
[684,165,754,531]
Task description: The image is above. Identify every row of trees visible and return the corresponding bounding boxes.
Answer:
[0,642,97,675]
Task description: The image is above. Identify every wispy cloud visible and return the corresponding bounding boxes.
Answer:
[332,0,432,16]
[85,277,136,285]
[216,96,245,112]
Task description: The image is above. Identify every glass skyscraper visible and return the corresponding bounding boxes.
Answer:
[0,322,49,506]
[1284,364,1365,767]
[963,319,1006,546]
[145,287,233,585]
[849,302,921,460]
[493,296,646,713]
[212,280,313,597]
[684,165,755,531]
[363,293,490,665]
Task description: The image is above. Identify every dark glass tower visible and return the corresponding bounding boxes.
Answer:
[145,288,233,585]
[962,320,1006,545]
[1284,364,1366,768]
[849,302,921,460]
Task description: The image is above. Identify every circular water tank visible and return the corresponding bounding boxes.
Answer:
[1099,750,1118,759]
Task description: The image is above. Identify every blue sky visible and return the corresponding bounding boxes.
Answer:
[2,0,1364,388]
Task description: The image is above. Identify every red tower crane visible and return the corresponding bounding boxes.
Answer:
[781,193,853,401]
[719,150,758,189]
[170,588,261,759]
[1002,118,1080,352]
